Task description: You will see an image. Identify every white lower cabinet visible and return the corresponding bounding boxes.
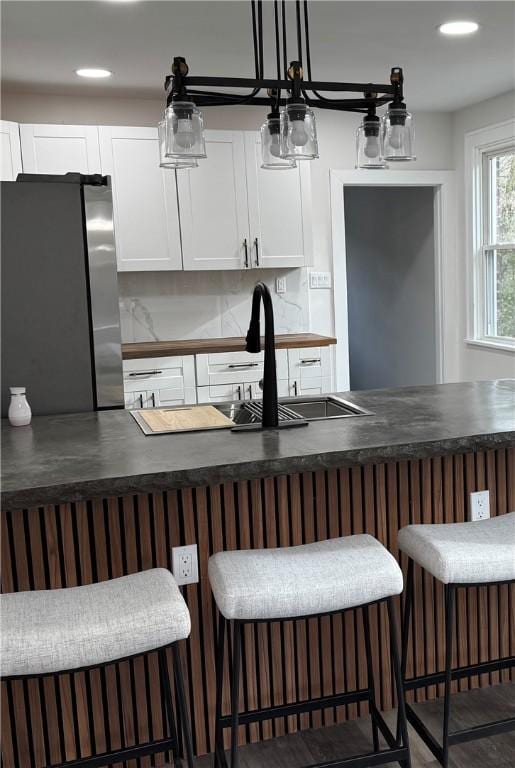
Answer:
[287,347,332,396]
[123,355,196,409]
[124,347,334,410]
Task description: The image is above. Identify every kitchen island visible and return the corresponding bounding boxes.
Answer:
[2,380,514,767]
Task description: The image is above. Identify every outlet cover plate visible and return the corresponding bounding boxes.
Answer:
[276,276,287,294]
[172,544,199,585]
[469,490,490,522]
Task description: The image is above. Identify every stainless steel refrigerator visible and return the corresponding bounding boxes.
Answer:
[1,173,124,416]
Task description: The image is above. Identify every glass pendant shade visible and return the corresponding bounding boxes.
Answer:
[164,100,207,159]
[280,102,319,160]
[356,118,387,169]
[260,116,296,169]
[157,121,198,168]
[382,107,416,161]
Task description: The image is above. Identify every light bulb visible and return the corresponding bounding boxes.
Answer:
[290,120,308,147]
[364,135,380,159]
[270,134,282,157]
[389,124,404,150]
[175,118,195,149]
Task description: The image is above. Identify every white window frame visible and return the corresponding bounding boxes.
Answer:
[465,119,515,351]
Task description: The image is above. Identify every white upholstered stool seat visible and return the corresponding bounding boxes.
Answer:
[398,511,515,585]
[1,568,191,678]
[208,534,403,621]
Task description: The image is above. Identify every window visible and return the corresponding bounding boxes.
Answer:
[483,149,515,341]
[466,120,515,349]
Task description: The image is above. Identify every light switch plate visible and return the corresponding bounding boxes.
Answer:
[309,271,332,289]
[172,544,199,585]
[469,490,490,521]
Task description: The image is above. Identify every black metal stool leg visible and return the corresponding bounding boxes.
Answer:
[442,584,456,768]
[158,648,181,768]
[214,612,227,768]
[362,605,380,752]
[229,620,242,768]
[172,644,195,768]
[387,598,412,768]
[397,559,414,744]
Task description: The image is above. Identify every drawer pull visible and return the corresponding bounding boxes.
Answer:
[128,370,163,377]
[300,358,321,365]
[243,238,249,269]
[227,362,259,369]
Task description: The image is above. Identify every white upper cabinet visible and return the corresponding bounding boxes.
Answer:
[244,132,313,268]
[0,121,22,181]
[177,130,250,270]
[19,124,101,174]
[98,126,182,271]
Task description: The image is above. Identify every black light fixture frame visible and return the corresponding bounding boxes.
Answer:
[164,0,406,115]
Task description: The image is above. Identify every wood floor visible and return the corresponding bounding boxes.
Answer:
[194,683,515,768]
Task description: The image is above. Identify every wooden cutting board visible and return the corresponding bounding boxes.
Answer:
[137,406,234,433]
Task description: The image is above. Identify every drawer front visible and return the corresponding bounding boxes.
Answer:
[288,347,331,383]
[123,355,196,394]
[196,349,288,386]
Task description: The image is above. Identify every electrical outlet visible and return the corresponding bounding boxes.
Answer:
[172,544,199,585]
[469,490,490,521]
[276,276,286,294]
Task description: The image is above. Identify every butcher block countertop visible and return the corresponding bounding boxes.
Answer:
[122,333,337,360]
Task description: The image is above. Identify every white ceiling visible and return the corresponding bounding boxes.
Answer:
[1,1,514,111]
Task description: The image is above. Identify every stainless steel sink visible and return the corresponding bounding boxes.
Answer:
[279,395,372,420]
[213,395,372,426]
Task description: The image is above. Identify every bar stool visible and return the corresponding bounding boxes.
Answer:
[208,535,411,768]
[398,512,515,767]
[1,568,195,768]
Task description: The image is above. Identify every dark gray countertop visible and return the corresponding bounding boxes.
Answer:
[2,380,514,510]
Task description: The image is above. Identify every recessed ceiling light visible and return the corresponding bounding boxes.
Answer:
[75,68,112,79]
[438,21,479,36]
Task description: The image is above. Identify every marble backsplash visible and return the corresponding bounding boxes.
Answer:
[118,268,309,342]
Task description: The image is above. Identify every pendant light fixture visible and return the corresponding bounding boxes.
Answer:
[356,108,387,169]
[160,2,415,171]
[261,110,296,169]
[158,119,198,169]
[382,101,416,161]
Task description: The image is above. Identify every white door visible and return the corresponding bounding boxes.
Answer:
[99,126,182,271]
[244,132,312,268]
[178,130,250,270]
[19,124,101,174]
[0,121,22,180]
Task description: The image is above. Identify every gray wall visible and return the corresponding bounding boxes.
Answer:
[344,186,436,390]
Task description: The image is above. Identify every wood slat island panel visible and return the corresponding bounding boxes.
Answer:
[1,448,514,768]
[122,333,336,360]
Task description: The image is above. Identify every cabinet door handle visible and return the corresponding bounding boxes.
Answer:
[300,358,321,365]
[236,385,242,400]
[248,384,253,400]
[293,381,298,396]
[228,362,259,369]
[129,370,162,377]
[151,392,156,407]
[139,394,144,408]
[254,237,260,267]
[243,238,249,268]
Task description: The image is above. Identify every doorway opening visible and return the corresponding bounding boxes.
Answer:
[330,170,455,391]
[344,186,436,390]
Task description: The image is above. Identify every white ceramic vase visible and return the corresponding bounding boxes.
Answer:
[8,387,32,426]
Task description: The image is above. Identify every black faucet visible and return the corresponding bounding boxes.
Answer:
[245,282,279,428]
